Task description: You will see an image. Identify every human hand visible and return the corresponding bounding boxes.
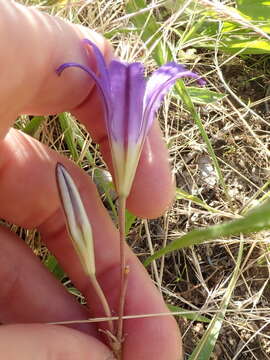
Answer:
[0,1,182,359]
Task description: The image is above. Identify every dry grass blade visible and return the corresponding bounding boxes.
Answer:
[189,236,244,359]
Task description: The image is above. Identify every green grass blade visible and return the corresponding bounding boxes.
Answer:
[237,0,270,25]
[126,0,172,65]
[22,116,45,136]
[189,239,243,359]
[176,188,235,218]
[92,168,117,219]
[125,209,137,235]
[168,304,210,323]
[44,254,66,281]
[104,28,137,39]
[241,179,270,215]
[181,16,208,44]
[144,199,270,266]
[175,81,228,198]
[59,112,79,161]
[184,87,226,105]
[76,136,95,166]
[176,188,220,213]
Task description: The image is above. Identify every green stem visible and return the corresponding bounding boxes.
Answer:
[117,195,128,354]
[90,275,114,335]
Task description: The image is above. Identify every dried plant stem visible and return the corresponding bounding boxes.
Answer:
[116,195,128,355]
[144,219,161,291]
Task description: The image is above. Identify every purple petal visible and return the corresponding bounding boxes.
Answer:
[108,60,146,143]
[83,39,110,95]
[56,62,111,120]
[143,62,206,133]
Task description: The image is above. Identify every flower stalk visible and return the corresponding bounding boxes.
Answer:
[55,164,116,347]
[116,195,128,347]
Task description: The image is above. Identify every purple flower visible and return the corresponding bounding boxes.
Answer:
[57,39,205,197]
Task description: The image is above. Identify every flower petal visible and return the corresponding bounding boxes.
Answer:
[56,61,111,120]
[83,39,111,96]
[108,60,146,143]
[143,62,206,133]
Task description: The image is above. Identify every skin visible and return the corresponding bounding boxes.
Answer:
[0,1,182,359]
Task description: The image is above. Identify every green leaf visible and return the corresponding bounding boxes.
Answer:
[222,37,270,54]
[176,188,219,213]
[67,287,84,297]
[236,0,270,22]
[126,0,172,65]
[175,87,226,105]
[104,28,137,39]
[176,189,235,219]
[190,16,270,54]
[22,116,45,136]
[125,210,137,235]
[144,199,270,266]
[181,0,270,54]
[93,168,117,219]
[168,304,210,323]
[201,35,270,55]
[59,113,79,161]
[44,255,65,281]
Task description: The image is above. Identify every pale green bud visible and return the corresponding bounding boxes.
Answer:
[56,163,95,277]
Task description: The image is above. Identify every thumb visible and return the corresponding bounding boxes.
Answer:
[0,324,114,360]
